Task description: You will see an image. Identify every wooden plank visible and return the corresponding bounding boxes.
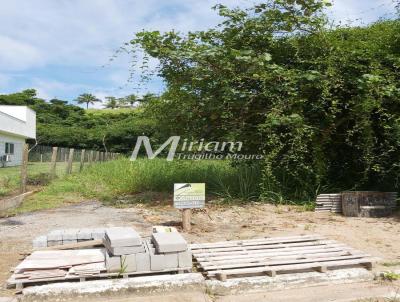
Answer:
[197,250,357,267]
[195,243,350,260]
[201,253,369,271]
[206,258,373,277]
[192,241,334,255]
[7,266,192,287]
[190,235,324,250]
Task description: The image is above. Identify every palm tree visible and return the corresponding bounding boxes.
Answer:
[104,96,118,109]
[125,94,137,107]
[117,97,128,108]
[74,93,101,109]
[139,93,157,103]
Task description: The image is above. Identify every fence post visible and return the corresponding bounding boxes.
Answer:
[95,151,99,162]
[88,150,93,165]
[20,143,29,193]
[50,147,58,179]
[66,148,74,174]
[79,149,86,172]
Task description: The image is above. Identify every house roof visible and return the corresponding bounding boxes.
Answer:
[0,106,36,139]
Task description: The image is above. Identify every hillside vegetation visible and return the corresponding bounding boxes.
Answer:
[1,0,399,203]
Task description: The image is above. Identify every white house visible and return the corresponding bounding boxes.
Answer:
[0,106,36,167]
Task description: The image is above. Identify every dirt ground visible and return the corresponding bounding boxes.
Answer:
[0,200,399,298]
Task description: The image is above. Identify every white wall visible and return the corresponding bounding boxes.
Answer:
[0,106,36,139]
[0,133,25,167]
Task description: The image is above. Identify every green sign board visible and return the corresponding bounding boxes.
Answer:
[173,183,205,209]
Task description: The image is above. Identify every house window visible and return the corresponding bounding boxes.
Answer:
[5,143,14,155]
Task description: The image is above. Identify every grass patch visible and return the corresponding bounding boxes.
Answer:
[0,162,80,196]
[17,158,263,211]
[11,158,316,213]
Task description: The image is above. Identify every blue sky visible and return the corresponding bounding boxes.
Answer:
[0,0,397,108]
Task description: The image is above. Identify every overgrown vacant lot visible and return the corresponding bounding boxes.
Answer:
[0,162,81,197]
[1,200,399,296]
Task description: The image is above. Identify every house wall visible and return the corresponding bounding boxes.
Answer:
[0,132,25,167]
[0,106,36,139]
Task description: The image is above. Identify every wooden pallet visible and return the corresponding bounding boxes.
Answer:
[315,194,342,213]
[190,235,374,281]
[7,267,192,290]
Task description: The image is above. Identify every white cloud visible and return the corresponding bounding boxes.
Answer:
[0,35,43,70]
[0,0,396,99]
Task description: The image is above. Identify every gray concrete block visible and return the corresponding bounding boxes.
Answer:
[103,238,145,256]
[47,230,63,241]
[91,228,106,240]
[47,240,62,247]
[77,228,92,240]
[135,251,151,272]
[105,251,121,273]
[121,254,136,273]
[108,245,146,256]
[62,229,78,241]
[32,236,47,248]
[178,250,192,268]
[145,240,165,271]
[152,232,187,253]
[162,252,178,269]
[62,239,77,245]
[105,227,142,247]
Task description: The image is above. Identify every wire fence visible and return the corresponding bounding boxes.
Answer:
[0,143,120,197]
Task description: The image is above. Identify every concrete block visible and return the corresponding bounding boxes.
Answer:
[47,230,63,241]
[152,232,187,253]
[108,245,146,256]
[103,239,145,255]
[162,252,178,269]
[178,250,192,268]
[121,254,136,273]
[62,239,77,245]
[32,236,47,248]
[135,251,151,272]
[77,228,92,240]
[146,240,165,271]
[152,225,178,233]
[91,228,106,240]
[47,240,62,247]
[62,229,78,241]
[105,227,142,247]
[105,251,121,273]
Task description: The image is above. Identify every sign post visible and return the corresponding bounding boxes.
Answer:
[173,183,205,232]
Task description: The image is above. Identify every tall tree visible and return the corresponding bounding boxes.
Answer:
[124,94,137,107]
[74,93,101,109]
[104,96,118,109]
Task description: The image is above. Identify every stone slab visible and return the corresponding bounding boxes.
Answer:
[121,254,136,273]
[105,251,121,273]
[32,236,47,249]
[91,228,106,240]
[135,251,151,272]
[152,232,187,253]
[47,230,63,241]
[162,253,178,269]
[178,250,192,268]
[22,273,206,301]
[105,227,142,247]
[77,228,93,240]
[62,229,78,241]
[103,239,145,256]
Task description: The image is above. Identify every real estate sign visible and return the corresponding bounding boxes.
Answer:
[173,183,205,209]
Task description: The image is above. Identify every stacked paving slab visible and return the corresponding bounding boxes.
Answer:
[32,228,106,248]
[103,227,192,273]
[32,226,193,274]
